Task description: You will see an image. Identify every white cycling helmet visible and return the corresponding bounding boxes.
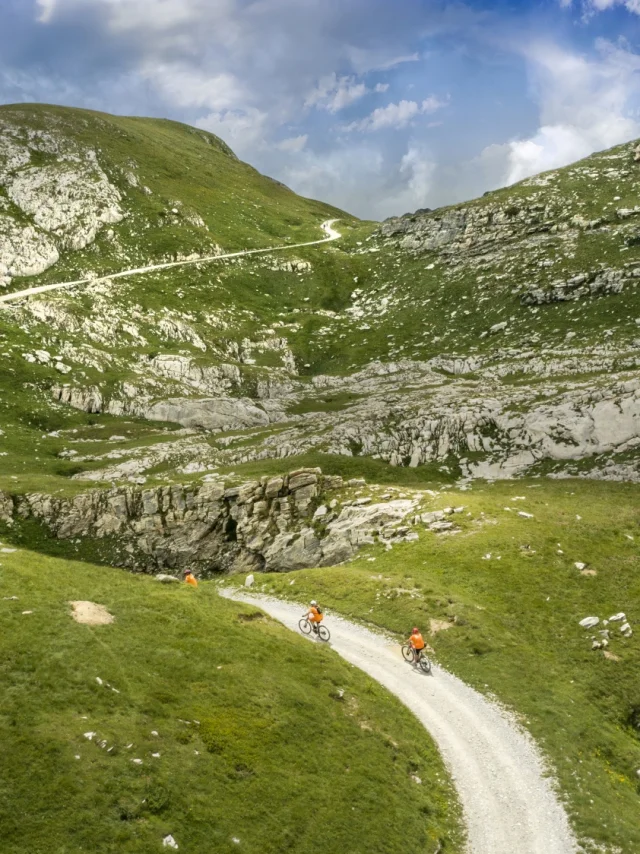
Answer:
[310,600,317,606]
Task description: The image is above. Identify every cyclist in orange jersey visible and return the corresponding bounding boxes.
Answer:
[408,626,425,665]
[183,569,198,588]
[306,600,323,634]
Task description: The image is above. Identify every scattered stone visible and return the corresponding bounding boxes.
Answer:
[22,610,33,615]
[156,573,179,583]
[429,520,454,532]
[608,613,626,622]
[163,835,179,849]
[574,562,586,571]
[579,616,599,629]
[244,574,255,588]
[518,511,534,519]
[131,758,143,765]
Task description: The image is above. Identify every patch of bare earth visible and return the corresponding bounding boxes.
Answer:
[430,618,454,635]
[69,601,114,625]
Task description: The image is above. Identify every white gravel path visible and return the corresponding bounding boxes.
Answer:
[222,588,579,854]
[0,220,340,305]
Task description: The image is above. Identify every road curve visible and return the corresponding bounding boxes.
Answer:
[222,589,578,854]
[0,219,341,306]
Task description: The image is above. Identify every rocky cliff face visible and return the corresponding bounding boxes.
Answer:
[0,469,425,575]
[0,117,123,286]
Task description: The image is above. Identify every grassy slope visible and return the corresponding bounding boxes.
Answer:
[0,546,463,854]
[2,103,352,287]
[247,478,640,853]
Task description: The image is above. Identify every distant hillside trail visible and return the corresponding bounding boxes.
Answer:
[0,219,341,305]
[222,588,579,854]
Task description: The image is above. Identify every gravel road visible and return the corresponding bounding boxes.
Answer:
[0,220,340,305]
[223,588,579,854]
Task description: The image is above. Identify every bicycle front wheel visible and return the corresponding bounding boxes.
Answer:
[298,618,312,635]
[419,655,432,674]
[317,625,330,642]
[401,644,413,662]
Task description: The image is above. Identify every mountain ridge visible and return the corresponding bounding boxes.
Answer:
[0,103,639,495]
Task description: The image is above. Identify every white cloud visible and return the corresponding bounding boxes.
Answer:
[275,134,308,153]
[346,97,447,132]
[305,74,369,113]
[142,64,246,111]
[475,39,640,187]
[347,48,421,74]
[196,108,269,157]
[392,145,436,212]
[374,82,390,93]
[560,0,640,13]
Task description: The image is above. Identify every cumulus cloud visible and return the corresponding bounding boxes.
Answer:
[305,74,369,113]
[275,134,308,153]
[196,108,269,157]
[142,64,246,111]
[561,0,640,13]
[279,141,436,219]
[346,97,446,132]
[476,39,640,187]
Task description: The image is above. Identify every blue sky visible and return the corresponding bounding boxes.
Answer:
[1,0,640,218]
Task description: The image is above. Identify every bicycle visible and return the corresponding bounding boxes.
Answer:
[299,617,331,642]
[401,643,432,674]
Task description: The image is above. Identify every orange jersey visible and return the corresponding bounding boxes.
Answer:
[309,606,323,622]
[185,574,198,588]
[410,632,425,650]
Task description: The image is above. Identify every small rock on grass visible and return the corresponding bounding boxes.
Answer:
[579,616,599,629]
[163,835,179,849]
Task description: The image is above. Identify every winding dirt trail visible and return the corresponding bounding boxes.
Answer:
[0,220,341,305]
[223,589,579,854]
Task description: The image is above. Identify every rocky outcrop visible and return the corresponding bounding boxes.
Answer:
[146,356,241,395]
[0,121,124,284]
[7,160,123,251]
[2,470,418,574]
[520,265,639,305]
[0,217,59,286]
[143,397,270,430]
[377,199,566,256]
[51,383,273,431]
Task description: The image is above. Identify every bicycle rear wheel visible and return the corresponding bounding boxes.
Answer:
[419,655,432,674]
[401,644,413,662]
[317,624,330,642]
[298,618,312,635]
